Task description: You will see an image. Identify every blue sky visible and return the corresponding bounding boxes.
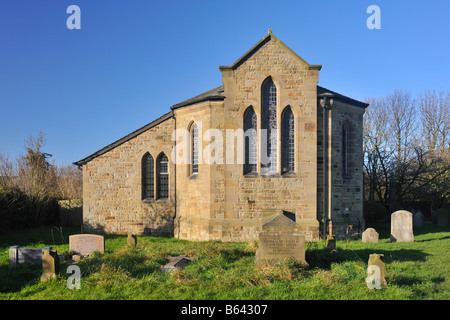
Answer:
[0,0,449,166]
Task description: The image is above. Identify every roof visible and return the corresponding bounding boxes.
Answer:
[317,85,369,109]
[74,111,173,166]
[171,86,225,110]
[219,29,322,72]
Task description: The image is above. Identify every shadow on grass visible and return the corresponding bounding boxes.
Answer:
[0,263,42,293]
[306,247,429,270]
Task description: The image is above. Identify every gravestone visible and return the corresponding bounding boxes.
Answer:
[362,228,379,243]
[160,255,197,272]
[437,208,449,226]
[9,246,52,267]
[390,210,414,242]
[413,210,424,228]
[367,253,387,288]
[69,234,105,256]
[127,234,137,247]
[326,235,336,250]
[255,212,307,265]
[40,250,60,282]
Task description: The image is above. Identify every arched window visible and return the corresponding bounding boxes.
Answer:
[142,152,154,200]
[243,106,257,174]
[157,153,169,199]
[281,106,295,174]
[189,122,199,175]
[261,77,277,174]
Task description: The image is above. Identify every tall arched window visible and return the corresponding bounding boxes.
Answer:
[189,122,199,175]
[261,77,277,175]
[281,106,295,174]
[157,153,169,199]
[243,106,257,174]
[142,152,154,200]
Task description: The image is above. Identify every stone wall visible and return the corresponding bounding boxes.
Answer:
[316,101,366,239]
[82,117,176,235]
[217,34,320,241]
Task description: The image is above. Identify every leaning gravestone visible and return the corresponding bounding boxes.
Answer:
[413,210,424,228]
[362,228,379,243]
[255,211,307,265]
[41,250,60,282]
[390,210,414,242]
[326,235,336,250]
[127,234,137,247]
[367,253,387,288]
[69,234,105,256]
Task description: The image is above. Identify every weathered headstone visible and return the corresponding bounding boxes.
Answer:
[69,234,105,256]
[437,208,449,227]
[127,234,137,247]
[362,228,379,243]
[160,255,197,272]
[9,246,52,267]
[413,210,424,228]
[367,253,387,288]
[390,210,414,242]
[40,250,60,282]
[255,212,307,265]
[326,235,336,250]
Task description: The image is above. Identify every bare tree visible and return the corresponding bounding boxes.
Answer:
[417,89,449,154]
[55,164,82,199]
[363,89,450,211]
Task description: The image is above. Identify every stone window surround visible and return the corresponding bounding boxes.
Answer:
[141,151,170,202]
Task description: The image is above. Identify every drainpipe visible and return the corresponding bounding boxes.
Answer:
[171,108,178,238]
[319,93,334,239]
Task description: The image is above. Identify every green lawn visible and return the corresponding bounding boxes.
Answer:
[0,223,449,300]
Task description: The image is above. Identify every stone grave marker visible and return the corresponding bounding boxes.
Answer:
[127,234,137,247]
[362,228,379,243]
[160,255,197,272]
[255,211,307,265]
[367,253,387,288]
[40,250,60,282]
[437,208,449,226]
[69,234,105,256]
[9,246,52,267]
[390,210,414,242]
[326,235,336,250]
[413,210,424,228]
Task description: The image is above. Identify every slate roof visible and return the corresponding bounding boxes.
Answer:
[317,85,369,109]
[171,86,225,110]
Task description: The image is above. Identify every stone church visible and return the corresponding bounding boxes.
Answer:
[74,30,368,242]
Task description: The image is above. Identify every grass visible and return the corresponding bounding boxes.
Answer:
[0,223,449,300]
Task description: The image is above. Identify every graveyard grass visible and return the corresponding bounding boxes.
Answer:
[0,223,449,300]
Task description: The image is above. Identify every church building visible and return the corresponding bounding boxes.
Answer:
[74,30,369,241]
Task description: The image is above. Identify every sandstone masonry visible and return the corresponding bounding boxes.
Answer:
[75,31,368,241]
